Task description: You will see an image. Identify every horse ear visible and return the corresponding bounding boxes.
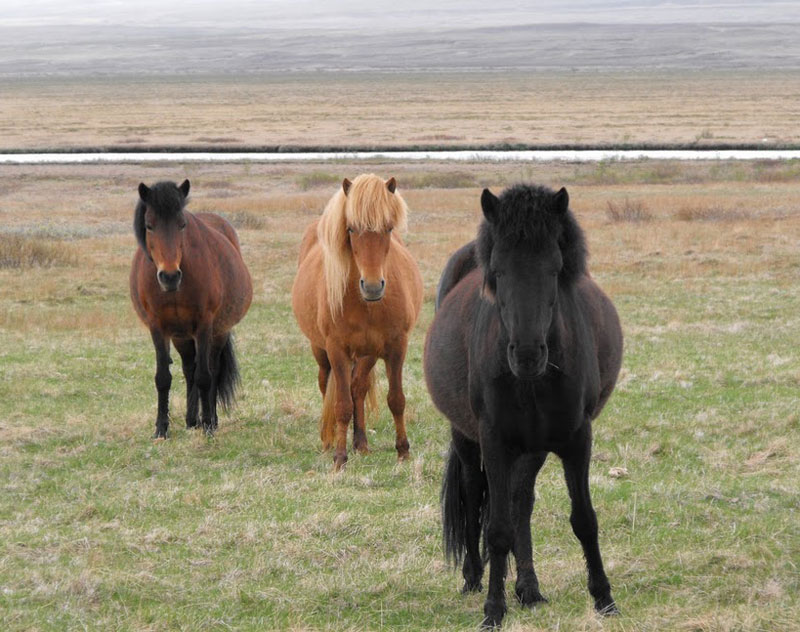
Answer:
[138,183,151,204]
[554,187,569,214]
[481,189,499,222]
[342,178,352,195]
[179,179,190,197]
[386,177,397,193]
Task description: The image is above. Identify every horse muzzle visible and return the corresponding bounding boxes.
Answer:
[360,278,385,302]
[508,343,548,379]
[157,269,182,292]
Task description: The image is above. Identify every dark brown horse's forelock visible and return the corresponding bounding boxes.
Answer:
[134,181,189,257]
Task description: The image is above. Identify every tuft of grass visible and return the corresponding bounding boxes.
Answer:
[222,211,268,230]
[0,234,78,268]
[675,205,747,222]
[605,198,653,223]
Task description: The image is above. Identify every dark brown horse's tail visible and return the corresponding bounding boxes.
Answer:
[320,366,378,447]
[216,334,240,411]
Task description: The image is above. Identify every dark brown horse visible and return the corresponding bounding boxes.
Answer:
[425,184,623,627]
[130,180,252,438]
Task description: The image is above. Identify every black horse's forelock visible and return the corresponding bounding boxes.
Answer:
[133,181,189,255]
[476,184,587,286]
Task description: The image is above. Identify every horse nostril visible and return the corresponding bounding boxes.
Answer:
[539,343,546,353]
[360,279,366,290]
[509,343,517,353]
[175,269,182,283]
[380,279,385,289]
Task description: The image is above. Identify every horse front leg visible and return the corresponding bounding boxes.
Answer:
[351,355,377,455]
[479,424,514,628]
[327,346,354,470]
[560,423,618,615]
[384,342,410,461]
[512,452,548,607]
[174,338,198,428]
[150,329,171,439]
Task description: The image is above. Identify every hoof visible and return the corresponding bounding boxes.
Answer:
[515,580,547,608]
[202,423,216,437]
[396,450,410,463]
[353,440,369,455]
[461,580,483,594]
[481,599,506,629]
[333,453,348,471]
[152,429,168,440]
[186,419,198,429]
[595,597,619,616]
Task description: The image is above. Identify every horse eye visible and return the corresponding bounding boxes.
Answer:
[387,227,393,233]
[494,270,504,279]
[347,227,354,234]
[179,223,187,231]
[145,224,154,231]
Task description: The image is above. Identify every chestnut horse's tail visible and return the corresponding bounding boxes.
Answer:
[320,365,378,446]
[216,334,241,411]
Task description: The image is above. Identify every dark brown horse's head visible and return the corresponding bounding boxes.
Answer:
[134,180,190,292]
[478,184,587,379]
[343,176,400,302]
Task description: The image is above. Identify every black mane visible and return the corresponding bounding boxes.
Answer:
[477,184,587,286]
[134,181,189,255]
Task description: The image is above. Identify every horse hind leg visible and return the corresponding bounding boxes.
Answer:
[311,346,331,398]
[194,325,220,435]
[384,343,410,461]
[150,329,171,439]
[174,338,199,428]
[351,356,377,455]
[512,452,548,607]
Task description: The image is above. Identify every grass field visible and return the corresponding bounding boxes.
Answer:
[1,159,799,631]
[2,71,800,151]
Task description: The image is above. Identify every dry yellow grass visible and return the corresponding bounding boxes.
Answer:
[2,72,800,150]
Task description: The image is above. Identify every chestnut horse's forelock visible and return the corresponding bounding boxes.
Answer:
[317,174,408,317]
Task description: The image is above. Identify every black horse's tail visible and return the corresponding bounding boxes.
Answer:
[216,334,240,411]
[441,443,488,566]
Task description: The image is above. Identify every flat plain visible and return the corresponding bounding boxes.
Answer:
[2,71,800,150]
[1,157,799,630]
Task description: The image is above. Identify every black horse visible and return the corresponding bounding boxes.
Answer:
[424,184,623,627]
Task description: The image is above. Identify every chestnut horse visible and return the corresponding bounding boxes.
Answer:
[292,174,423,470]
[130,180,252,438]
[425,184,622,627]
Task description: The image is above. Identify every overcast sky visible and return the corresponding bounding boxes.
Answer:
[2,0,799,28]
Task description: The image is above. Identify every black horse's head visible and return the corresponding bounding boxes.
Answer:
[477,184,587,379]
[134,179,191,292]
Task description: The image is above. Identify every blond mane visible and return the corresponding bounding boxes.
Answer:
[317,174,409,318]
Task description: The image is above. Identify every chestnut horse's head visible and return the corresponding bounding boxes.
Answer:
[134,179,191,292]
[318,174,408,316]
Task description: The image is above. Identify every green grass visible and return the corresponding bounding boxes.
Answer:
[1,162,799,631]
